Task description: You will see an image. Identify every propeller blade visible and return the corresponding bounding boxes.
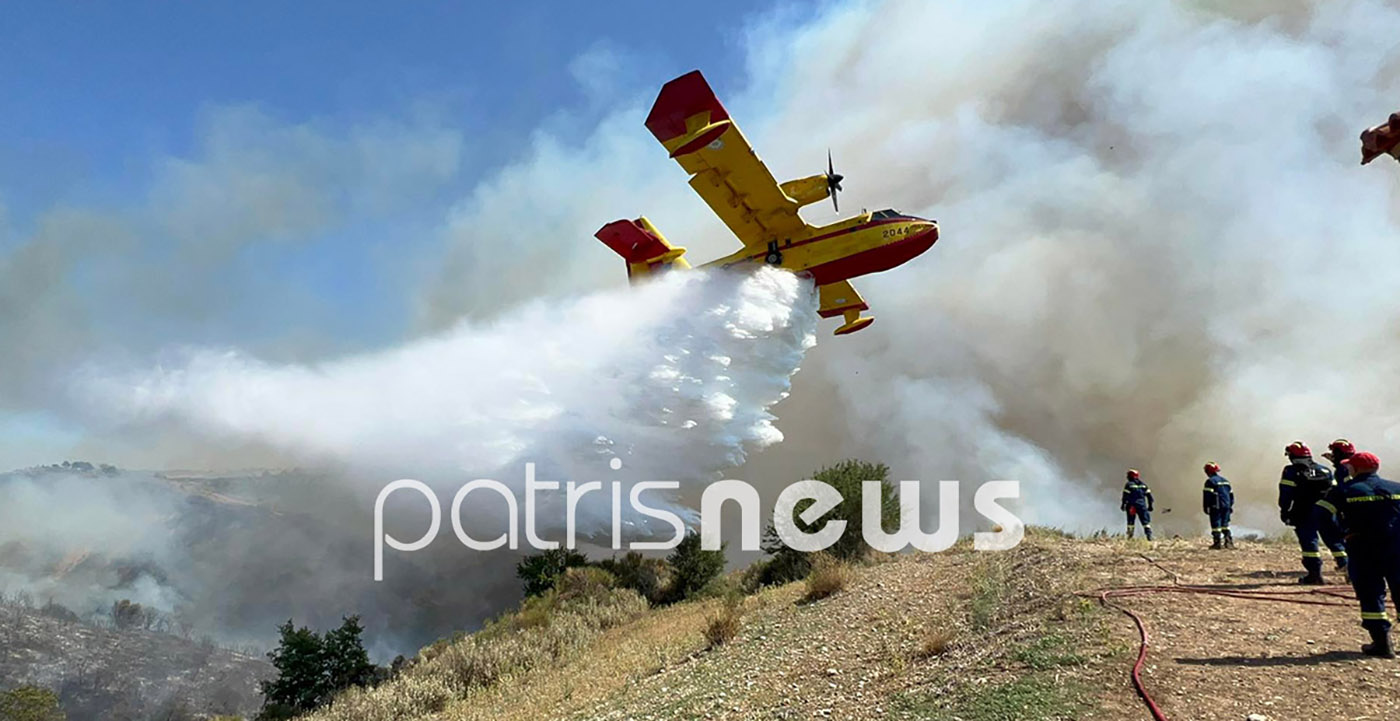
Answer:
[825,149,843,213]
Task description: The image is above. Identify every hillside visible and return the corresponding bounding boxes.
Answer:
[0,598,270,720]
[307,531,1400,721]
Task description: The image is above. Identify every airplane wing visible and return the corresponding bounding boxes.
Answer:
[645,71,808,248]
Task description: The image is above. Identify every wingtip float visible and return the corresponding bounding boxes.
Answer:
[595,70,940,336]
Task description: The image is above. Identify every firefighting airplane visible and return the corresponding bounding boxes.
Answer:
[594,71,940,335]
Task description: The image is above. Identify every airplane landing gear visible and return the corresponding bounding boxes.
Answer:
[765,240,783,265]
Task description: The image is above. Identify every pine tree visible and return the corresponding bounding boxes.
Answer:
[323,616,376,692]
[258,616,377,719]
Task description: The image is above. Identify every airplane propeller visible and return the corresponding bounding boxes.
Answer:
[826,149,844,213]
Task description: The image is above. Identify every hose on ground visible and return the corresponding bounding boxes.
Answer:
[1079,558,1356,721]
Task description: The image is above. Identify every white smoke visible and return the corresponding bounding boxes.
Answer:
[83,267,817,535]
[417,0,1400,536]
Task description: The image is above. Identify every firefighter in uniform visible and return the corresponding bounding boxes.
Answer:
[1279,441,1348,584]
[1318,451,1400,658]
[1202,462,1234,549]
[1121,469,1154,540]
[1323,438,1356,484]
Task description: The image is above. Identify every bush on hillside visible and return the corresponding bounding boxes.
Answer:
[755,460,899,589]
[0,685,65,721]
[515,548,589,597]
[802,553,852,602]
[596,551,671,605]
[703,594,743,649]
[667,531,726,602]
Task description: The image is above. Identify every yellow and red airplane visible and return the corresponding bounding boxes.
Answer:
[595,71,940,335]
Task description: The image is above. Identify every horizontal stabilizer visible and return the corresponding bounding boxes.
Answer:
[595,217,689,283]
[596,219,671,264]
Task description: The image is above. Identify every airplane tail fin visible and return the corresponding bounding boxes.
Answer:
[594,217,690,283]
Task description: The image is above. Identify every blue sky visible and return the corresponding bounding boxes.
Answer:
[2,2,776,224]
[0,1,821,467]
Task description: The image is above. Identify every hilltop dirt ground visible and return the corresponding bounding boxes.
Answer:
[423,531,1400,721]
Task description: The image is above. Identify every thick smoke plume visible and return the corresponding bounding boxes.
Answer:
[424,0,1400,536]
[749,0,1400,535]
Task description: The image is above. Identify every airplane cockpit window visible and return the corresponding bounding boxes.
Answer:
[871,209,902,219]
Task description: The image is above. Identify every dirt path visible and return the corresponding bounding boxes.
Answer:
[1088,538,1400,721]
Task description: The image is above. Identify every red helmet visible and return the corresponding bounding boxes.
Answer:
[1203,462,1221,476]
[1343,451,1381,474]
[1284,441,1311,459]
[1126,469,1141,480]
[1325,438,1355,460]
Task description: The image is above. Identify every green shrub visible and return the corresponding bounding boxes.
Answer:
[805,460,899,563]
[0,686,65,721]
[597,551,671,604]
[667,531,726,602]
[515,548,589,597]
[747,549,813,589]
[554,566,617,601]
[755,460,899,591]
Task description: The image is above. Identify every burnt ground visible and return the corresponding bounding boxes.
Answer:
[0,599,270,720]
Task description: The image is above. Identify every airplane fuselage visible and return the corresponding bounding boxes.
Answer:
[702,211,939,286]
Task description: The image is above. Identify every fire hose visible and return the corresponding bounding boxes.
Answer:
[1079,556,1357,721]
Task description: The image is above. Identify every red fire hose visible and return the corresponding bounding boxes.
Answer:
[1080,558,1356,721]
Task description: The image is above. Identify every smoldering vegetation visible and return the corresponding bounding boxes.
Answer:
[0,590,268,720]
[0,464,525,660]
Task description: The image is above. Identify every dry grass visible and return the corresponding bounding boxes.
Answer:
[306,575,648,721]
[442,585,803,721]
[917,625,957,659]
[702,596,743,649]
[802,553,852,602]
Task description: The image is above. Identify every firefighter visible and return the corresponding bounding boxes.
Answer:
[1202,462,1234,549]
[1317,451,1400,658]
[1121,469,1154,540]
[1323,438,1356,484]
[1279,441,1348,584]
